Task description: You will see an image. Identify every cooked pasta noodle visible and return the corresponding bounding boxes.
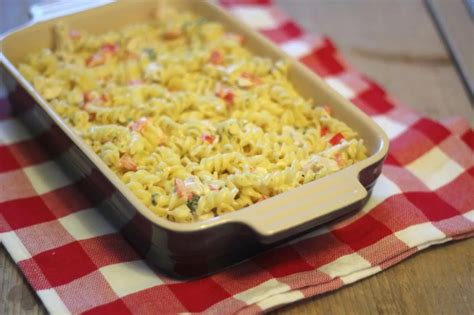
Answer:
[18,8,367,223]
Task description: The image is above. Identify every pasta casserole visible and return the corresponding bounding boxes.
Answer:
[17,7,367,223]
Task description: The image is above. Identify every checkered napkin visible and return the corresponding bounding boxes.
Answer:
[1,0,473,313]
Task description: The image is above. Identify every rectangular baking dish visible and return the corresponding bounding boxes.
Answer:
[0,0,389,278]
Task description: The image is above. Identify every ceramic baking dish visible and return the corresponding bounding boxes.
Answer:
[0,0,389,278]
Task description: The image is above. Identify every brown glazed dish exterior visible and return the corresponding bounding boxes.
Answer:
[0,1,389,278]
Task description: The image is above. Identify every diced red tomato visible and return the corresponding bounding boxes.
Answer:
[129,117,149,133]
[85,53,105,67]
[69,30,81,39]
[201,134,215,144]
[320,126,329,137]
[216,87,235,107]
[209,50,223,65]
[101,43,119,54]
[120,154,137,171]
[329,132,344,145]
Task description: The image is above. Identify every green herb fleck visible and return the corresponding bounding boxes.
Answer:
[186,194,200,213]
[143,48,157,61]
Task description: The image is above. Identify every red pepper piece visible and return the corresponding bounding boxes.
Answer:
[101,43,119,54]
[201,134,215,144]
[320,126,329,137]
[209,50,223,65]
[329,132,344,145]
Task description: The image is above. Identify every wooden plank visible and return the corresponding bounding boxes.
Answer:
[275,0,472,121]
[426,0,474,102]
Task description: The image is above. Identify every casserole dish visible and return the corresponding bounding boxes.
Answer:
[1,0,389,278]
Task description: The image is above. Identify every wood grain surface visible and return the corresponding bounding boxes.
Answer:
[1,0,473,314]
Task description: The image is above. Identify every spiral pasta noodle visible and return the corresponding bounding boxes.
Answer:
[18,7,368,223]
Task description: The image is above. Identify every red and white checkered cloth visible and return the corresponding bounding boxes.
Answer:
[1,0,473,313]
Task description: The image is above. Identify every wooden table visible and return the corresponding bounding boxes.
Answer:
[1,0,473,314]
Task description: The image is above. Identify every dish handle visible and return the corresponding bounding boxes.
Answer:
[29,0,114,22]
[237,169,368,244]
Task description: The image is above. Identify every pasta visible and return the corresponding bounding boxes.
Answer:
[18,7,368,223]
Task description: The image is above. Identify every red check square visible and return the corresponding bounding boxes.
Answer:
[369,194,430,232]
[411,118,450,144]
[80,234,140,268]
[293,232,353,268]
[83,299,131,315]
[33,242,97,287]
[254,246,314,278]
[261,21,303,44]
[358,235,409,265]
[0,146,21,172]
[388,129,435,165]
[168,278,231,312]
[56,270,118,313]
[461,129,473,150]
[0,169,36,203]
[1,196,55,230]
[213,261,272,295]
[16,220,75,256]
[41,179,95,218]
[7,138,51,169]
[300,39,345,77]
[123,285,186,314]
[332,215,392,251]
[383,164,429,192]
[434,215,474,238]
[437,171,474,214]
[438,136,474,169]
[18,259,52,290]
[404,192,460,222]
[352,84,395,115]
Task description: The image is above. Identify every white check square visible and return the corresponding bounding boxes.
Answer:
[464,210,474,222]
[324,77,356,99]
[37,289,70,314]
[234,279,290,305]
[340,265,381,284]
[59,208,116,240]
[0,118,32,145]
[319,253,371,278]
[281,39,312,58]
[373,116,408,140]
[394,222,446,248]
[406,147,464,191]
[23,160,74,195]
[100,261,163,297]
[363,175,402,212]
[1,231,32,262]
[257,290,304,310]
[230,6,279,29]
